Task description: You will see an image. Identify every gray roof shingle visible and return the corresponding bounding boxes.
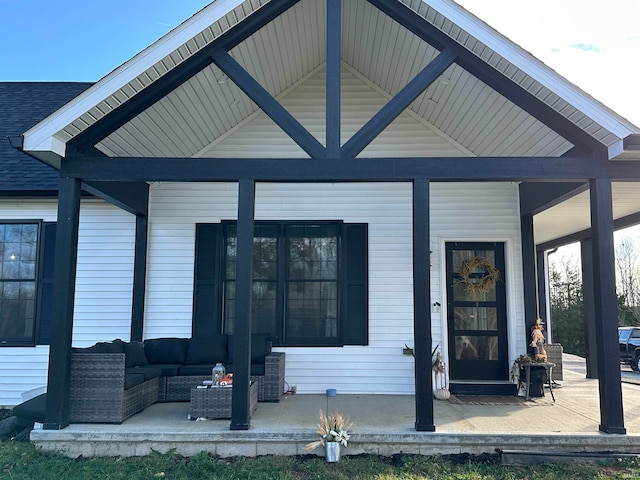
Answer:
[0,82,93,193]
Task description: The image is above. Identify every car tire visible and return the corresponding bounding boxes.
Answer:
[632,356,640,372]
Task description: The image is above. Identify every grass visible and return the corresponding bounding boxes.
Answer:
[1,440,640,480]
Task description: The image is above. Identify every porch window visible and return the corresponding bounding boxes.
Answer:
[193,222,368,347]
[0,222,55,347]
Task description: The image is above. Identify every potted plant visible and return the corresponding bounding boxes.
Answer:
[304,410,352,462]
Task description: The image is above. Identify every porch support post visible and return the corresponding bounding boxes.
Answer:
[412,178,435,431]
[230,178,255,430]
[589,178,625,434]
[326,0,341,157]
[520,214,538,330]
[44,176,81,430]
[581,238,599,379]
[536,251,550,341]
[130,214,148,342]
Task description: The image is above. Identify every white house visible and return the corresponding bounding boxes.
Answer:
[3,0,640,433]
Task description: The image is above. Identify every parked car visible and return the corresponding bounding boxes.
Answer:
[619,326,640,371]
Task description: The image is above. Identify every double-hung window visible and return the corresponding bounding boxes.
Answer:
[0,222,55,346]
[193,221,367,347]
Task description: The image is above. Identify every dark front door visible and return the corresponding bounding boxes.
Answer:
[446,242,508,381]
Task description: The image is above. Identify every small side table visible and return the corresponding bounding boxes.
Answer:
[517,361,555,402]
[190,381,258,419]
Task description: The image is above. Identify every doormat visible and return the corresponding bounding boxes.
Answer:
[448,395,554,406]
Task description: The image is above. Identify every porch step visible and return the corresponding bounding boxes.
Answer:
[449,381,517,396]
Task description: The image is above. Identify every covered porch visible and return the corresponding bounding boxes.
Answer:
[16,0,640,439]
[30,355,640,457]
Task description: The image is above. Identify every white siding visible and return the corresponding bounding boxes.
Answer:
[429,182,526,372]
[0,199,135,406]
[146,181,525,395]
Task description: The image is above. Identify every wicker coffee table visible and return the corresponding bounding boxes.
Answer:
[189,381,258,419]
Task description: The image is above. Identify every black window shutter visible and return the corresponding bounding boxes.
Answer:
[35,222,56,345]
[192,223,222,337]
[342,223,368,345]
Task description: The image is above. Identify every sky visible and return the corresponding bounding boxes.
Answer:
[1,0,639,128]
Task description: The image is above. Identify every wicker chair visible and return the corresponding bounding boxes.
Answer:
[69,353,158,424]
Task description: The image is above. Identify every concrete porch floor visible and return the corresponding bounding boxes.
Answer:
[31,354,640,458]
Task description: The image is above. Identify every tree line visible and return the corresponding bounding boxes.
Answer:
[549,234,640,357]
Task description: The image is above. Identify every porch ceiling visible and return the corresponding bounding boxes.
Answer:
[22,0,640,162]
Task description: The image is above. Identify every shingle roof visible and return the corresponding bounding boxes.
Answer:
[0,82,92,193]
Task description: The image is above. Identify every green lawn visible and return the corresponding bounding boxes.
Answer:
[1,440,639,480]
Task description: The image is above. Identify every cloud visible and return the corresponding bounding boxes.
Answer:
[571,43,601,53]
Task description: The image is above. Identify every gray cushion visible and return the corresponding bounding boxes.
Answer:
[227,333,269,365]
[125,365,162,381]
[185,335,228,365]
[123,341,148,367]
[144,338,188,364]
[178,364,217,376]
[124,373,145,390]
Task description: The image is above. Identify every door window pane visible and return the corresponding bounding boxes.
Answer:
[453,306,497,330]
[454,335,499,361]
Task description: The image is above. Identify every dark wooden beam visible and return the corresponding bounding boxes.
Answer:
[536,250,549,333]
[59,155,640,182]
[580,238,598,379]
[341,49,457,158]
[519,182,587,216]
[326,0,341,157]
[130,215,148,342]
[537,211,640,252]
[82,181,149,216]
[366,0,607,155]
[44,177,82,430]
[412,178,435,431]
[520,214,538,330]
[66,0,302,155]
[589,178,625,434]
[230,178,255,430]
[211,49,325,158]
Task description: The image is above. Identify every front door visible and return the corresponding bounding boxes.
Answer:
[445,242,508,381]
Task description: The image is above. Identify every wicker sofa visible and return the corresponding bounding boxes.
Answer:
[69,335,285,423]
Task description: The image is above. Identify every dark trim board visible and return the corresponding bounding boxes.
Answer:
[60,155,640,182]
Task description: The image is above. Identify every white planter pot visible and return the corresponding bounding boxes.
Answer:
[325,442,341,462]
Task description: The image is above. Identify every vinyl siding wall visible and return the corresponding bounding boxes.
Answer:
[0,199,135,406]
[146,181,525,395]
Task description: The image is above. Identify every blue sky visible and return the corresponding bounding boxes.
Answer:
[0,0,210,82]
[1,0,638,126]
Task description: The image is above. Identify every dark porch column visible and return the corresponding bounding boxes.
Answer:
[413,178,435,431]
[130,214,148,342]
[589,178,625,434]
[536,250,549,339]
[520,214,538,329]
[580,238,599,379]
[230,178,255,430]
[44,177,82,430]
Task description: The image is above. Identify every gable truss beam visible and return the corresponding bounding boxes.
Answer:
[66,0,302,156]
[59,155,640,182]
[519,181,587,216]
[341,48,457,158]
[211,49,326,158]
[82,181,149,216]
[367,0,607,156]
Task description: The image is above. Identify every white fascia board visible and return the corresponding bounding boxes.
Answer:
[427,0,640,139]
[22,0,247,156]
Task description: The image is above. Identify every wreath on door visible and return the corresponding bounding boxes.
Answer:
[458,256,500,300]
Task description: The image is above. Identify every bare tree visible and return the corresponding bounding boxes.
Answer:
[615,235,640,322]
